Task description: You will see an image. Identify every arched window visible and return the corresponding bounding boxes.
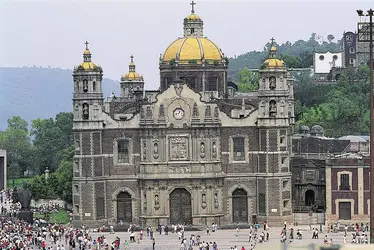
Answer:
[207,76,218,91]
[82,103,89,120]
[93,81,96,91]
[83,79,88,92]
[269,100,277,117]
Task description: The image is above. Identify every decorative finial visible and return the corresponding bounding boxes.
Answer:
[270,37,275,46]
[130,55,134,63]
[190,0,196,14]
[85,41,89,50]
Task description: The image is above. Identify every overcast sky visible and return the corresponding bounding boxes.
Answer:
[1,0,373,90]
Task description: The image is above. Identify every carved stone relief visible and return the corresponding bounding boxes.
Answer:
[169,136,188,160]
[140,107,145,119]
[158,104,165,120]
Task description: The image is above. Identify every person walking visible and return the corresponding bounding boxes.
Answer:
[152,238,155,250]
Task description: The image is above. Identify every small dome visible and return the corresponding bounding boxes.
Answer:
[263,58,285,68]
[299,125,310,134]
[122,72,142,81]
[79,62,97,70]
[310,125,324,136]
[162,37,224,64]
[185,13,201,20]
[83,49,90,55]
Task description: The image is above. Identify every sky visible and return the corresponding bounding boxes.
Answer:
[1,0,373,90]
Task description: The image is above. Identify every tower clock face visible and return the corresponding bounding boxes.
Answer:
[173,108,184,120]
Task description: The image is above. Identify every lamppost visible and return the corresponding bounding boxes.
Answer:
[357,8,374,244]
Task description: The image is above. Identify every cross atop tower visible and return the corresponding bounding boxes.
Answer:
[85,41,89,50]
[130,55,134,63]
[190,1,196,14]
[270,37,275,46]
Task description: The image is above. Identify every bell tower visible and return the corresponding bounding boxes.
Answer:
[72,41,104,124]
[256,38,293,223]
[183,1,204,37]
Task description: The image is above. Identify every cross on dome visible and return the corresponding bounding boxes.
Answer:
[270,37,275,46]
[85,41,89,50]
[130,55,134,63]
[190,1,196,13]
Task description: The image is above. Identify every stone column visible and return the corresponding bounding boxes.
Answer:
[325,167,332,215]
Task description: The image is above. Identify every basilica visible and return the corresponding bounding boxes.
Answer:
[72,3,295,227]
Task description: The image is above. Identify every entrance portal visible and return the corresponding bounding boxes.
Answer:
[117,192,132,223]
[232,188,248,223]
[305,190,315,206]
[169,188,192,225]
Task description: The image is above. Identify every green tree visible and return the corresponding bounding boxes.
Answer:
[0,116,34,178]
[235,67,259,92]
[281,54,302,68]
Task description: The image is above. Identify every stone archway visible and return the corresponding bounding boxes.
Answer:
[117,192,132,223]
[232,188,248,223]
[169,188,192,225]
[305,189,315,207]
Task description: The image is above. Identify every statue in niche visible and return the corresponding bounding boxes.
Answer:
[140,107,145,119]
[214,193,219,208]
[154,194,160,209]
[201,193,207,209]
[205,106,211,117]
[200,142,206,158]
[269,100,277,117]
[214,107,219,118]
[192,103,199,117]
[212,141,217,159]
[146,106,152,118]
[269,76,276,90]
[158,104,165,118]
[82,103,89,120]
[75,82,79,91]
[153,142,159,159]
[83,80,88,92]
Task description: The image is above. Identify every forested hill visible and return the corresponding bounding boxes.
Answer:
[227,33,340,81]
[0,67,117,130]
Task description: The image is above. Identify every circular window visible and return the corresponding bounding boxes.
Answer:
[333,55,338,60]
[319,55,324,61]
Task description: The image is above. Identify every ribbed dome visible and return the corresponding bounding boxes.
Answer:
[163,37,224,64]
[185,13,201,20]
[263,58,285,68]
[79,62,97,70]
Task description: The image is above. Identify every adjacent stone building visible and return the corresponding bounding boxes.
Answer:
[72,5,295,227]
[291,126,351,213]
[325,153,370,224]
[0,150,6,190]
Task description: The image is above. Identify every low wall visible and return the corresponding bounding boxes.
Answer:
[31,199,66,208]
[293,212,325,225]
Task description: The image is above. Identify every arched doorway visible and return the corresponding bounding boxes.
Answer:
[305,190,315,207]
[232,188,248,223]
[117,192,132,223]
[169,188,192,225]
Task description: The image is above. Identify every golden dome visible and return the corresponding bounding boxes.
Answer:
[162,37,223,64]
[79,62,97,70]
[263,58,285,68]
[185,13,201,20]
[83,49,91,55]
[122,72,142,80]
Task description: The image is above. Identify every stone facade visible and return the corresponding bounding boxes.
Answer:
[341,31,357,67]
[72,6,294,227]
[325,155,370,224]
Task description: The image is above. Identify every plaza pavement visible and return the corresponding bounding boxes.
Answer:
[87,225,373,250]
